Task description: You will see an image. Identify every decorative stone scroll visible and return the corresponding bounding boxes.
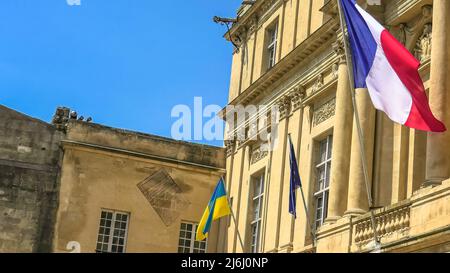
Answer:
[313,98,336,126]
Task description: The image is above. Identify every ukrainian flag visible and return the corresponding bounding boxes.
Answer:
[196,178,231,241]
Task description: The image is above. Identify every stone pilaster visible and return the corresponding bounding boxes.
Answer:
[325,39,354,223]
[425,0,450,186]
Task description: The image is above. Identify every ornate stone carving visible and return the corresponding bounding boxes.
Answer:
[250,145,269,165]
[232,27,247,48]
[312,73,324,93]
[137,169,190,226]
[52,107,71,131]
[414,23,432,62]
[289,85,306,111]
[313,98,336,126]
[236,128,246,145]
[232,0,279,43]
[248,122,258,140]
[248,14,259,34]
[332,63,339,79]
[225,140,236,157]
[258,0,278,18]
[395,23,407,45]
[276,95,291,120]
[332,39,346,64]
[388,5,432,54]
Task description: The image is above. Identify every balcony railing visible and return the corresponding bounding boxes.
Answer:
[354,202,411,246]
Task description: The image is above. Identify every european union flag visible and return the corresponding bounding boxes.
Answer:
[196,178,231,241]
[289,136,302,218]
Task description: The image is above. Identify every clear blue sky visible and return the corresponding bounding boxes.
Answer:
[0,0,241,146]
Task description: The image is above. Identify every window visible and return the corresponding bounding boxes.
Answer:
[250,173,265,253]
[266,24,278,70]
[178,222,207,253]
[314,136,333,230]
[96,210,130,253]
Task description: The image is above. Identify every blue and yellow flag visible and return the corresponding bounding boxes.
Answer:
[196,178,231,241]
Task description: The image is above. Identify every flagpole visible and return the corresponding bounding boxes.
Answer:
[288,134,317,247]
[336,0,380,247]
[221,176,246,252]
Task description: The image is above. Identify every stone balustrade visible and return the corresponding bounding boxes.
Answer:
[354,202,411,245]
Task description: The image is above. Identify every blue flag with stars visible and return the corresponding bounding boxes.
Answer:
[289,136,302,218]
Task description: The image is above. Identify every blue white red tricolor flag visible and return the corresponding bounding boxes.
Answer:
[340,0,446,132]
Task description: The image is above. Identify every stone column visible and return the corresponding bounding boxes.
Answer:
[425,0,450,186]
[325,40,354,223]
[344,89,376,216]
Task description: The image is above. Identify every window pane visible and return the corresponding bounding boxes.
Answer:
[106,212,113,220]
[254,180,261,196]
[319,140,327,163]
[327,136,333,159]
[253,199,260,220]
[324,192,329,220]
[325,162,331,188]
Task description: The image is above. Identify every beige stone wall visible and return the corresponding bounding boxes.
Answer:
[227,0,329,102]
[224,0,450,253]
[53,121,225,253]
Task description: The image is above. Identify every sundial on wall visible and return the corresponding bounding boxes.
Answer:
[137,169,190,226]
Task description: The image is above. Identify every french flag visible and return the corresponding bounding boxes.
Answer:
[341,0,446,132]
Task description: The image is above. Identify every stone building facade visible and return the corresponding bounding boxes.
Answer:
[0,106,226,253]
[0,105,64,252]
[53,119,226,253]
[222,0,450,253]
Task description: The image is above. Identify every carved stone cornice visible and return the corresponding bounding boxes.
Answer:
[385,0,427,25]
[226,19,339,107]
[225,0,284,45]
[320,0,338,17]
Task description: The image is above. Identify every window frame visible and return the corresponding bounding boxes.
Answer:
[313,135,333,230]
[250,172,265,253]
[95,209,130,253]
[178,221,208,253]
[266,23,278,70]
